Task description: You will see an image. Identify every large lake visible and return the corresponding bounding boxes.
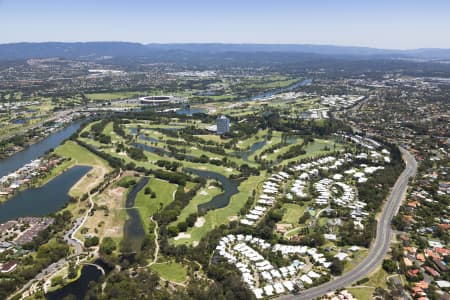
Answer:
[0,166,91,223]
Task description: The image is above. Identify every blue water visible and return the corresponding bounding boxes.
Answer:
[0,166,91,223]
[0,121,83,178]
[247,78,312,101]
[134,142,196,161]
[176,108,206,116]
[185,168,239,213]
[123,177,149,252]
[233,140,267,162]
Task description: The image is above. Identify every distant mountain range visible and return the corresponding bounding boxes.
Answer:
[0,42,450,61]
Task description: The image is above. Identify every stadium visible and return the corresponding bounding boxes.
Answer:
[139,95,184,105]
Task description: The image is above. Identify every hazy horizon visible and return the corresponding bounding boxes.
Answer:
[1,0,450,49]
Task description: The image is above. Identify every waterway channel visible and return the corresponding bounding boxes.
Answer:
[184,168,239,213]
[123,177,149,253]
[246,78,312,101]
[0,120,83,178]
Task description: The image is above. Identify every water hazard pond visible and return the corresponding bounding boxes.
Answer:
[184,168,239,213]
[0,166,91,223]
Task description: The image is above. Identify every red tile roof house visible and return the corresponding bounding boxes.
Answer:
[411,286,426,298]
[435,247,449,256]
[438,224,450,231]
[425,249,441,260]
[415,281,429,290]
[416,253,426,263]
[408,268,421,278]
[1,261,18,273]
[424,266,440,278]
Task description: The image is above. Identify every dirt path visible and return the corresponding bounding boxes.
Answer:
[144,217,160,267]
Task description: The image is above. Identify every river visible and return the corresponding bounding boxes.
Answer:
[184,168,239,213]
[0,120,83,178]
[246,78,312,101]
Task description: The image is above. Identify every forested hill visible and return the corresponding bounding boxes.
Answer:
[1,42,450,61]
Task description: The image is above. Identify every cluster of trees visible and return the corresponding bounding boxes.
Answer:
[113,121,128,139]
[84,236,100,247]
[127,146,147,161]
[278,143,306,160]
[0,127,46,159]
[148,169,191,186]
[340,217,377,247]
[155,160,181,171]
[238,164,260,178]
[158,181,204,237]
[89,119,112,144]
[144,186,156,198]
[84,269,167,300]
[100,237,117,256]
[75,140,124,169]
[0,211,73,298]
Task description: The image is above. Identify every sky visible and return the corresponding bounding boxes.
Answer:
[1,0,450,49]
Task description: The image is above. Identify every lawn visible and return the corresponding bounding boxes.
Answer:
[193,134,227,144]
[86,91,140,101]
[150,261,187,283]
[346,287,375,300]
[347,266,389,299]
[343,248,369,273]
[54,140,111,197]
[171,183,222,226]
[264,138,305,162]
[249,131,283,160]
[172,172,266,246]
[281,203,306,226]
[134,177,178,231]
[280,139,343,165]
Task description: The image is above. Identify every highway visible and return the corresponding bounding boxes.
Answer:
[280,147,417,300]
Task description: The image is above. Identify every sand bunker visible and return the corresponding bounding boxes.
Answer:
[174,232,191,240]
[194,217,205,228]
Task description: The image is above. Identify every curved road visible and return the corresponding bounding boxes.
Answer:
[280,147,417,300]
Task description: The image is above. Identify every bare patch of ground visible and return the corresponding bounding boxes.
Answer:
[194,217,205,228]
[174,232,191,240]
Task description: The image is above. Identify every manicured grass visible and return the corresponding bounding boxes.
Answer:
[171,183,221,226]
[365,267,389,289]
[55,140,110,166]
[194,134,227,144]
[347,287,375,300]
[54,140,111,197]
[150,261,187,283]
[343,248,369,273]
[281,203,306,226]
[236,130,268,150]
[86,91,140,101]
[264,138,305,161]
[280,139,343,165]
[249,131,283,160]
[103,122,114,136]
[134,177,177,231]
[173,172,266,246]
[347,266,389,299]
